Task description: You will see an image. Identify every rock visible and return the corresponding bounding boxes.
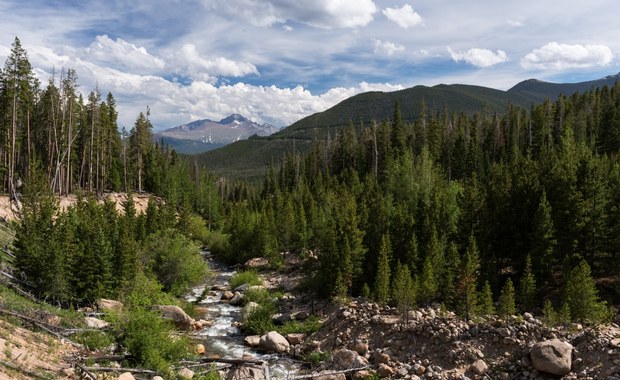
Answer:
[195,344,205,355]
[227,366,265,380]
[372,351,390,364]
[193,320,203,330]
[96,298,123,312]
[259,331,290,353]
[611,338,620,348]
[530,339,573,376]
[84,317,109,329]
[523,312,534,320]
[286,333,306,345]
[350,340,369,355]
[497,327,511,337]
[234,283,251,292]
[333,349,369,370]
[272,313,293,325]
[221,290,235,300]
[153,377,164,380]
[230,291,244,305]
[118,373,135,380]
[352,370,375,380]
[242,302,261,320]
[377,363,395,377]
[178,367,195,379]
[245,335,261,347]
[152,305,194,330]
[470,359,488,375]
[245,257,269,268]
[293,311,310,321]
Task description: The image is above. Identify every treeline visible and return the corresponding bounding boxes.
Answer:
[211,84,620,323]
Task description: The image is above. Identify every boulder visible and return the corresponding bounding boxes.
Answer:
[84,317,109,329]
[96,298,123,312]
[152,305,194,330]
[530,339,573,376]
[230,291,244,305]
[332,349,369,370]
[244,335,261,347]
[349,340,369,355]
[195,344,205,355]
[118,373,135,380]
[352,370,375,380]
[178,367,195,379]
[245,257,269,268]
[242,302,261,320]
[272,313,292,325]
[286,333,306,345]
[377,363,395,377]
[259,331,290,353]
[153,377,164,380]
[293,310,310,321]
[221,290,235,301]
[227,366,265,380]
[470,359,488,375]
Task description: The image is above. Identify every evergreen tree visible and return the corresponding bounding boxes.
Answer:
[518,254,537,312]
[498,278,516,317]
[564,260,610,323]
[478,280,495,316]
[374,234,392,304]
[418,255,437,303]
[457,233,480,318]
[530,190,556,279]
[391,262,416,323]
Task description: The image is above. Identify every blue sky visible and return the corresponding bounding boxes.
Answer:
[1,0,619,130]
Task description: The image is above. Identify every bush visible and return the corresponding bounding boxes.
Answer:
[73,331,114,350]
[110,308,189,374]
[230,270,262,289]
[142,229,210,297]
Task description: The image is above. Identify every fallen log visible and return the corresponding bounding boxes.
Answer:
[0,308,83,348]
[74,363,97,380]
[79,366,159,376]
[0,359,50,380]
[200,357,266,366]
[286,365,371,379]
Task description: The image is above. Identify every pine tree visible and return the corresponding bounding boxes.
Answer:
[457,233,480,318]
[530,190,556,279]
[542,299,557,326]
[391,261,416,323]
[374,234,392,304]
[518,254,537,312]
[564,260,610,323]
[418,255,437,303]
[498,278,516,317]
[478,280,495,316]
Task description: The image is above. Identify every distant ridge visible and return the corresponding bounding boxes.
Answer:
[154,114,278,154]
[193,73,620,178]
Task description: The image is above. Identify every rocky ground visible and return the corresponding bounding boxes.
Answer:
[239,254,620,380]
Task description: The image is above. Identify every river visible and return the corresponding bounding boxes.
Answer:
[186,255,304,379]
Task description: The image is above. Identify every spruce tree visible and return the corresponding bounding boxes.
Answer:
[564,260,609,323]
[518,254,537,312]
[418,255,437,303]
[498,278,516,317]
[479,280,495,316]
[530,190,557,280]
[391,261,416,323]
[457,233,480,318]
[374,234,392,304]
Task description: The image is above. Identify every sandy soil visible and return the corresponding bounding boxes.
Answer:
[0,192,155,221]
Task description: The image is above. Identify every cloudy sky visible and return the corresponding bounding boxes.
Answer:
[1,0,618,130]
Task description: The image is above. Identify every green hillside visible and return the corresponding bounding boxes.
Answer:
[194,74,620,178]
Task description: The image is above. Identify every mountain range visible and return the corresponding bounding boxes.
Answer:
[155,114,278,154]
[193,73,620,178]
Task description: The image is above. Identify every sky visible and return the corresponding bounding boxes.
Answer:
[1,1,619,131]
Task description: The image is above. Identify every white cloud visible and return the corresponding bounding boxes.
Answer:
[204,0,377,29]
[507,19,524,27]
[372,39,405,56]
[382,4,423,29]
[86,35,165,73]
[173,44,259,82]
[448,47,508,68]
[521,42,614,70]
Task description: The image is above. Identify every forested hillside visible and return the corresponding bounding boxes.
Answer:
[210,86,620,322]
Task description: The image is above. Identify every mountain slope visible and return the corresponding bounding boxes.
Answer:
[155,114,278,154]
[195,73,620,177]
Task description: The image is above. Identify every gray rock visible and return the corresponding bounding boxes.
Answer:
[230,291,244,305]
[244,335,260,347]
[84,317,109,329]
[259,331,290,353]
[332,349,369,370]
[227,366,265,380]
[241,301,261,320]
[530,339,573,376]
[470,359,488,375]
[178,367,194,379]
[152,305,194,330]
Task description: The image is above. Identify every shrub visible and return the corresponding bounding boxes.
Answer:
[230,270,262,290]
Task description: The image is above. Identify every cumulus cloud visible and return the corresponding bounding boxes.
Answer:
[507,19,524,27]
[205,0,377,29]
[382,4,423,29]
[86,35,166,73]
[173,44,259,83]
[372,39,405,56]
[448,47,508,68]
[521,42,613,70]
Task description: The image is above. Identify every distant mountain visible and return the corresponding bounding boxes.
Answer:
[194,73,620,178]
[155,114,278,154]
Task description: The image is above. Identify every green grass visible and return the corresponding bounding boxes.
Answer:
[230,270,262,289]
